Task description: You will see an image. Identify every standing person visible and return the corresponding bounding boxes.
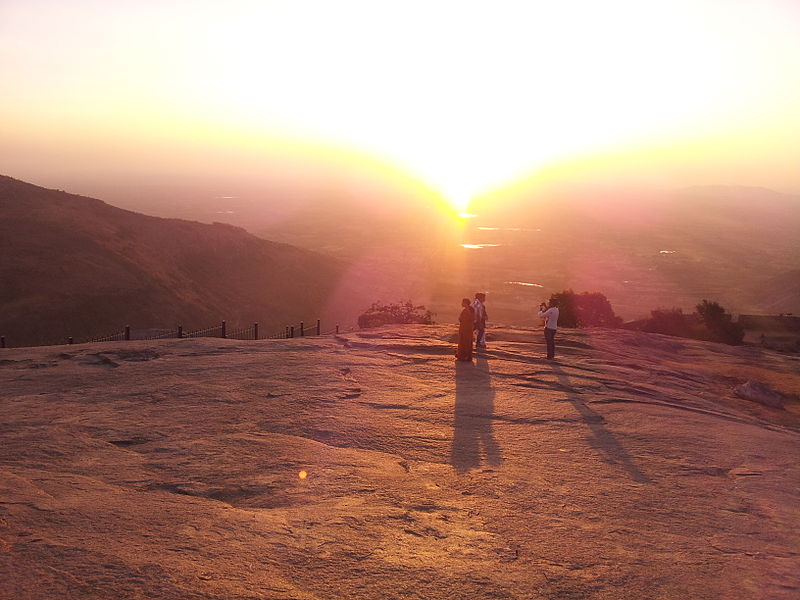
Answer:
[538,299,559,360]
[472,292,488,350]
[455,298,475,361]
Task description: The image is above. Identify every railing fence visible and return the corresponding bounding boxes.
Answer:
[1,318,345,349]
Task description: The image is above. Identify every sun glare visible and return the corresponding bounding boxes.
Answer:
[2,0,799,198]
[172,0,796,206]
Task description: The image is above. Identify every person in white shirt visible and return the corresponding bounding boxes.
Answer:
[472,292,488,350]
[537,300,560,360]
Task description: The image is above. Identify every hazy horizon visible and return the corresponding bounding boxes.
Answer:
[2,0,800,215]
[3,0,799,333]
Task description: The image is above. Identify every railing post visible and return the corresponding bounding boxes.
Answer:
[316,319,320,335]
[178,325,183,338]
[335,324,339,334]
[290,326,294,338]
[68,337,73,345]
[0,336,5,348]
[300,321,304,337]
[221,320,227,339]
[285,326,289,339]
[254,323,259,340]
[125,325,131,341]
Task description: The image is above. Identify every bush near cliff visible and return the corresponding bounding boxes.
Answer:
[643,300,744,345]
[548,290,622,328]
[696,299,744,345]
[643,308,708,339]
[357,301,434,329]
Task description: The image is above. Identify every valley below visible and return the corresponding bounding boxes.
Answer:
[3,176,799,348]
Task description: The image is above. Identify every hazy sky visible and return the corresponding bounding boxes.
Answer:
[2,0,799,209]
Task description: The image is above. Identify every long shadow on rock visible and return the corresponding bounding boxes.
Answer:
[551,363,652,484]
[450,356,502,473]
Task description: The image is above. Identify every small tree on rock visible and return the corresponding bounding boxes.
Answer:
[641,300,744,345]
[357,300,434,329]
[548,290,622,328]
[696,299,744,345]
[643,307,703,338]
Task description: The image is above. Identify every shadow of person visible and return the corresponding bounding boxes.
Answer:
[551,362,651,484]
[450,356,502,473]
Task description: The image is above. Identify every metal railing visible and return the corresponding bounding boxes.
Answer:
[0,318,348,349]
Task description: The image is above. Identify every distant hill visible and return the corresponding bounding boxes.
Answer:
[10,174,797,338]
[0,176,351,346]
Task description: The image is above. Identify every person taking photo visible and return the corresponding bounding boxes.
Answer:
[537,299,559,360]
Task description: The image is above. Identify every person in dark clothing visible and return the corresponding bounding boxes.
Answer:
[455,298,475,361]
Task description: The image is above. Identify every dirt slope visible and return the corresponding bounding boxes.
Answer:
[0,175,347,346]
[1,325,798,599]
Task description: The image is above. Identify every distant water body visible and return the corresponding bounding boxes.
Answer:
[459,225,542,249]
[476,226,541,232]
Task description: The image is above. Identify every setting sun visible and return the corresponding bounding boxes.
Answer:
[2,0,799,210]
[178,0,799,209]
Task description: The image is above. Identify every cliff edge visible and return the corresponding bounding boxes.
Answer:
[1,325,798,599]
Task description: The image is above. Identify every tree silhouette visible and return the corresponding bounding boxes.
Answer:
[548,290,622,328]
[696,299,744,345]
[641,300,743,345]
[357,300,434,329]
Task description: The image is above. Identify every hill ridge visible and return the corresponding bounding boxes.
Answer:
[0,175,354,346]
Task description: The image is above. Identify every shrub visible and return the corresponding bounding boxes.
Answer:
[696,299,744,345]
[643,307,706,339]
[640,300,744,345]
[548,290,622,328]
[357,300,434,329]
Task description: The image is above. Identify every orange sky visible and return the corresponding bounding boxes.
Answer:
[1,0,799,210]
